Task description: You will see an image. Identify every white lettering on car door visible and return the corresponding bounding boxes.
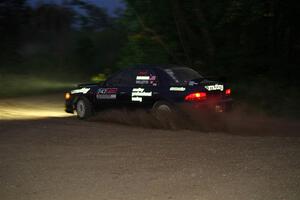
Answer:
[132,88,152,102]
[136,76,150,80]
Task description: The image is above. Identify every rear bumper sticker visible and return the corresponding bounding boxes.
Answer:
[205,84,224,91]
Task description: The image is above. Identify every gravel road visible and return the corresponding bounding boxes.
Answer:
[0,95,299,200]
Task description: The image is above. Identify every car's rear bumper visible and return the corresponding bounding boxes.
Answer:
[178,98,233,113]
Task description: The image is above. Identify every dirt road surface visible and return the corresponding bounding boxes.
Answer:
[0,95,300,200]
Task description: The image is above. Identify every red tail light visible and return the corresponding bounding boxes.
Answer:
[225,89,231,95]
[185,92,207,101]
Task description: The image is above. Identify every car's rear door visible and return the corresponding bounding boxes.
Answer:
[130,69,160,108]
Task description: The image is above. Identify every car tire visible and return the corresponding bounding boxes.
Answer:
[76,97,93,119]
[152,101,177,129]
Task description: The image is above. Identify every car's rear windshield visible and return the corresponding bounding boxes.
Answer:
[165,67,203,85]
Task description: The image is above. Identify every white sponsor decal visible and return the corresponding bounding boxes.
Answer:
[170,87,186,91]
[136,76,150,80]
[132,88,152,102]
[132,96,143,102]
[136,80,149,84]
[96,88,118,99]
[136,75,157,85]
[205,84,224,91]
[97,94,117,99]
[71,87,90,94]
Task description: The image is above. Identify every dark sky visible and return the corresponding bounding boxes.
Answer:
[27,0,125,15]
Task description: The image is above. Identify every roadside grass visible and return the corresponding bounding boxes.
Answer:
[0,74,76,98]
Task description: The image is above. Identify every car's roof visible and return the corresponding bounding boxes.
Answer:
[130,64,188,70]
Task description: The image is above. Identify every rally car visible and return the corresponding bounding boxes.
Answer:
[65,65,233,119]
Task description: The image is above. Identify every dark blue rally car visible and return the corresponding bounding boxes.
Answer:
[65,65,233,119]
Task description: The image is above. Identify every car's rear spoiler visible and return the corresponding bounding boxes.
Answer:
[205,76,227,82]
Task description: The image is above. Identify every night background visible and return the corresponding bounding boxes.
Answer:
[0,0,300,116]
[0,0,300,115]
[1,1,300,200]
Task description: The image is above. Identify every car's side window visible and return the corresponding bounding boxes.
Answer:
[118,70,136,87]
[134,69,159,87]
[106,70,136,87]
[105,71,123,87]
[106,69,159,87]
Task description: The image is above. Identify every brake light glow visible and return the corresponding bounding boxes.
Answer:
[185,92,207,101]
[225,89,231,95]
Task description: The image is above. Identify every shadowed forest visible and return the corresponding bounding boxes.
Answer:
[0,0,299,117]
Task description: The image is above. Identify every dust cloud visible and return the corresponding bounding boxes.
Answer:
[1,94,298,136]
[90,105,300,136]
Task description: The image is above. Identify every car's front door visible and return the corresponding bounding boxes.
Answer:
[101,69,136,109]
[95,86,119,110]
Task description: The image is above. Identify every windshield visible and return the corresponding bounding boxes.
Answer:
[165,67,203,85]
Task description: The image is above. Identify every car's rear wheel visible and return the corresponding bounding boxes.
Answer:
[152,101,177,129]
[76,97,93,119]
[152,100,173,113]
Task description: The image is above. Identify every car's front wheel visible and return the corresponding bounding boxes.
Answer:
[76,97,93,119]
